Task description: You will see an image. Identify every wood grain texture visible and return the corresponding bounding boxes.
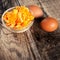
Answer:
[38,0,60,20]
[0,0,41,60]
[0,0,60,60]
[0,28,41,60]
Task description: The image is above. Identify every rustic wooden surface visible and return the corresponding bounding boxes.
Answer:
[0,0,60,60]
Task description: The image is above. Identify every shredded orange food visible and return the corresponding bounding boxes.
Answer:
[3,6,34,30]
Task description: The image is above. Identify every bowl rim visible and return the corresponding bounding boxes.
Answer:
[1,7,34,33]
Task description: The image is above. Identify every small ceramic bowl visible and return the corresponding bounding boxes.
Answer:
[1,7,34,33]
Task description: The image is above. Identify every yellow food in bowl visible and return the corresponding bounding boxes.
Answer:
[3,6,34,30]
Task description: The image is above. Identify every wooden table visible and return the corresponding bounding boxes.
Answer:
[0,0,60,60]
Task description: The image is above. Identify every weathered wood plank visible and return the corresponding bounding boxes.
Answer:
[30,0,60,60]
[0,0,60,60]
[38,0,60,20]
[0,0,42,60]
[18,0,39,6]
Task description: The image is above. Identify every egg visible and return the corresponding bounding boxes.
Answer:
[28,5,43,18]
[40,17,58,32]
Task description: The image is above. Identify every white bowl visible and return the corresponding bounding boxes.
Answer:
[1,7,34,33]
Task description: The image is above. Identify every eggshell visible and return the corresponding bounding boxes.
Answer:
[28,5,43,18]
[40,17,58,32]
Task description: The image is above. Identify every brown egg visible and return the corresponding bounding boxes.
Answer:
[40,17,58,32]
[28,5,43,18]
